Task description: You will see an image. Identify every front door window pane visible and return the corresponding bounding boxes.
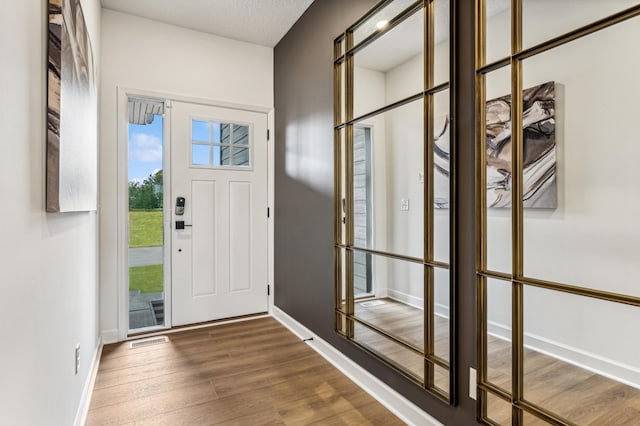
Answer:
[192,144,210,166]
[191,120,251,168]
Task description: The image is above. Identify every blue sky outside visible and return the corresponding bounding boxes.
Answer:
[128,115,164,183]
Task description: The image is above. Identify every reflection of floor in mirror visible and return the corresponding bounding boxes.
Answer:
[353,297,450,394]
[486,335,640,425]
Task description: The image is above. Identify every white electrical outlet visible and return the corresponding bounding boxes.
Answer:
[469,367,477,400]
[400,199,410,211]
[75,344,80,375]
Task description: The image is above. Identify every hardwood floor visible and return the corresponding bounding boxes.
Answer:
[355,298,640,424]
[87,301,640,425]
[354,298,450,393]
[86,317,404,425]
[355,299,450,363]
[485,336,640,425]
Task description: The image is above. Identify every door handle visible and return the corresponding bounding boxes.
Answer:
[175,221,192,230]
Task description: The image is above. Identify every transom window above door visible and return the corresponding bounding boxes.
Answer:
[191,119,251,168]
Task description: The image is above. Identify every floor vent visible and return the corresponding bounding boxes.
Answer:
[129,335,168,349]
[360,300,386,308]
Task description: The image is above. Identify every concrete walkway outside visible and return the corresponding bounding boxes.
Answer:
[129,246,163,267]
[129,290,164,329]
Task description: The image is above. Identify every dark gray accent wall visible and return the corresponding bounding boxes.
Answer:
[274,0,477,424]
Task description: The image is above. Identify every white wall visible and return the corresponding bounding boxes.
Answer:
[0,0,101,424]
[385,53,424,263]
[486,4,640,386]
[353,66,388,293]
[384,56,425,302]
[99,10,274,339]
[355,43,451,310]
[382,45,452,312]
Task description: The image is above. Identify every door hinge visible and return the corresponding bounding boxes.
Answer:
[267,207,270,218]
[267,129,270,141]
[267,285,270,296]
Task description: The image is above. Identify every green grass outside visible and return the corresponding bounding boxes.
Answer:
[129,264,164,293]
[129,210,163,248]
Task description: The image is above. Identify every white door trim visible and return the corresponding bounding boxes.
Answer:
[115,86,274,341]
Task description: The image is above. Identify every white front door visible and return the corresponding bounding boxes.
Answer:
[170,101,268,326]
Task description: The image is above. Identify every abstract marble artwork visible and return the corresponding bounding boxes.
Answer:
[47,0,97,212]
[486,81,557,208]
[434,115,450,209]
[433,81,557,209]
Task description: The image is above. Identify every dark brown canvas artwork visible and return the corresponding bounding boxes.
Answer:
[47,0,97,212]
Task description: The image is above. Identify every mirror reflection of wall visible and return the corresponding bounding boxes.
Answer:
[335,0,452,401]
[338,0,640,420]
[481,1,640,424]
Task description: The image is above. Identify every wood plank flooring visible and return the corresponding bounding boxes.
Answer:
[87,300,640,425]
[354,298,450,394]
[355,298,640,424]
[485,336,640,425]
[86,317,404,426]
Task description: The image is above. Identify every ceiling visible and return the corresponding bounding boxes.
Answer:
[356,1,451,73]
[100,0,314,47]
[357,0,510,73]
[356,10,425,73]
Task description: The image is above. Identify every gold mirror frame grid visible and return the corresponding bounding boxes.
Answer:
[475,1,640,425]
[333,0,453,404]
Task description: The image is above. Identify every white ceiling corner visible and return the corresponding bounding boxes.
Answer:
[100,0,315,47]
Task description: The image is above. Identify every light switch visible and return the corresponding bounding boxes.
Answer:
[418,172,424,183]
[469,368,477,400]
[400,199,410,211]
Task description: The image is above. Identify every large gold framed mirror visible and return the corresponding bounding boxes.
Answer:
[334,0,453,402]
[477,1,640,424]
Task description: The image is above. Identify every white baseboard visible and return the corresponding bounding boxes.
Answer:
[272,307,442,426]
[74,338,103,426]
[383,290,450,320]
[386,289,424,310]
[376,288,388,298]
[434,303,449,320]
[101,329,118,345]
[488,321,640,390]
